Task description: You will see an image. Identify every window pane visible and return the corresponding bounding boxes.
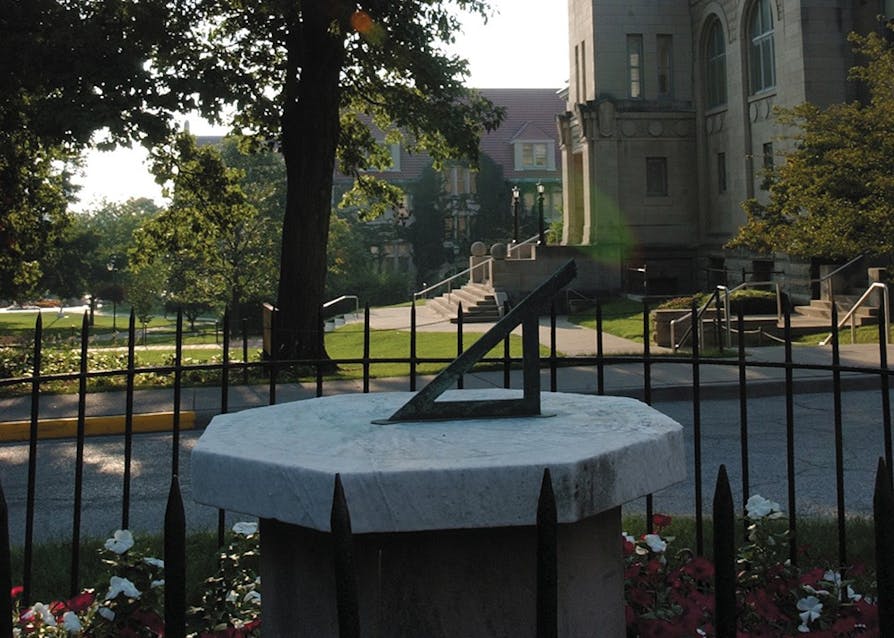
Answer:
[646,157,668,196]
[705,20,726,108]
[627,34,643,99]
[657,35,673,97]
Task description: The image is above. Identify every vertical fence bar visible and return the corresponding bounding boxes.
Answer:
[23,314,42,604]
[536,468,557,638]
[0,478,12,637]
[316,310,324,397]
[503,301,511,389]
[241,317,249,386]
[874,458,894,634]
[331,474,360,638]
[880,318,892,484]
[714,291,724,354]
[122,310,136,530]
[713,465,736,638]
[70,311,89,597]
[172,310,183,477]
[410,301,417,392]
[691,301,704,555]
[549,302,557,392]
[269,305,277,405]
[221,309,230,415]
[363,304,371,393]
[643,301,653,531]
[457,303,464,389]
[596,300,604,396]
[737,309,750,527]
[784,307,798,564]
[164,475,187,638]
[830,304,847,568]
[218,310,231,548]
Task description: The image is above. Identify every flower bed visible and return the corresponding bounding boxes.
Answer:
[13,495,881,636]
[624,497,879,636]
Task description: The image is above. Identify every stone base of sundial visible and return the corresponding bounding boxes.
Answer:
[191,389,686,638]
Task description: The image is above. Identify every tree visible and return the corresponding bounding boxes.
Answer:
[473,153,513,244]
[409,165,448,285]
[159,1,504,359]
[1,0,181,300]
[729,30,894,261]
[131,134,277,328]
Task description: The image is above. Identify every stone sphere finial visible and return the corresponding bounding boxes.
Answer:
[470,241,487,257]
[490,243,508,260]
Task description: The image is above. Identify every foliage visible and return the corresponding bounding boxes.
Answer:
[624,500,879,637]
[155,0,505,359]
[131,134,277,325]
[729,29,894,261]
[656,289,781,315]
[0,0,180,301]
[11,527,260,637]
[408,165,449,285]
[472,153,513,244]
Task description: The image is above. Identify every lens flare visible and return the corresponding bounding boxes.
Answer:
[350,10,385,45]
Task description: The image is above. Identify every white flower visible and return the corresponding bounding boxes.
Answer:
[151,579,165,589]
[143,556,165,569]
[643,534,667,553]
[97,606,115,621]
[745,495,783,519]
[847,585,862,601]
[226,589,239,603]
[823,570,842,586]
[797,623,811,633]
[622,532,635,544]
[62,610,82,632]
[797,595,823,625]
[106,576,141,600]
[104,529,134,554]
[232,521,258,536]
[24,602,56,626]
[244,590,261,604]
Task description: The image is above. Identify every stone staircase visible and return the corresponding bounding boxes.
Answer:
[426,283,504,323]
[792,294,880,328]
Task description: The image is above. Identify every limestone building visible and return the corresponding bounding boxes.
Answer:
[559,0,894,295]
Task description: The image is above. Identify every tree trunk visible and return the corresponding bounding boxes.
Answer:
[276,2,347,361]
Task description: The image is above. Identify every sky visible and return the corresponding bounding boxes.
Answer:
[71,0,569,212]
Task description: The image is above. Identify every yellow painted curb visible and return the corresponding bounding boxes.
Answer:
[0,412,196,442]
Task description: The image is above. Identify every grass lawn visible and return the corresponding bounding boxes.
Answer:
[567,298,647,343]
[794,324,892,346]
[0,310,221,346]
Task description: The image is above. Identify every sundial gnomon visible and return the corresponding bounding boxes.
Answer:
[378,259,577,423]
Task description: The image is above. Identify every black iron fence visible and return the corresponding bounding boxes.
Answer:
[1,300,893,635]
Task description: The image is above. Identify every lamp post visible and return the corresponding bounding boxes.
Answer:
[511,185,520,243]
[106,258,118,331]
[536,182,545,245]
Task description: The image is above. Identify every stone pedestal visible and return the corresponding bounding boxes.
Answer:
[191,390,685,637]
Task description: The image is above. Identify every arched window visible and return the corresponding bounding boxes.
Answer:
[748,0,776,94]
[705,18,726,108]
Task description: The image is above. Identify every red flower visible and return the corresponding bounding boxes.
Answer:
[653,513,672,531]
[65,591,95,613]
[9,585,23,599]
[681,556,715,582]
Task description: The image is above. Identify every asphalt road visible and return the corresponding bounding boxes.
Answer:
[0,387,890,548]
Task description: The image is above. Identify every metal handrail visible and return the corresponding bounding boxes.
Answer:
[323,295,360,318]
[670,287,724,351]
[411,233,541,301]
[819,282,890,346]
[816,254,865,288]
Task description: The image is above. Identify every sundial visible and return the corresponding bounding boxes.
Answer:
[378,259,577,423]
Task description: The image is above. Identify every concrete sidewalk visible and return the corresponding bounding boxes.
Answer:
[2,305,892,426]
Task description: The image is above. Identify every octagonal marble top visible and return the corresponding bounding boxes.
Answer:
[191,390,685,534]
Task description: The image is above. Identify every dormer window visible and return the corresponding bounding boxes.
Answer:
[514,141,556,171]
